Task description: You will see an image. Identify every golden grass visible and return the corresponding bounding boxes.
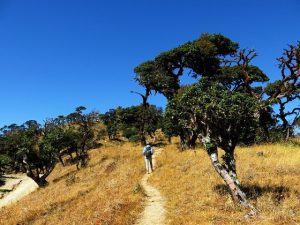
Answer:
[0,142,145,225]
[1,140,300,225]
[149,141,300,225]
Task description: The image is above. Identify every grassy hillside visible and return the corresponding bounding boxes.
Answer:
[149,142,300,225]
[1,140,299,225]
[0,142,145,225]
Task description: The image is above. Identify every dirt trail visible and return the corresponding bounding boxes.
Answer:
[135,148,166,225]
[0,174,38,208]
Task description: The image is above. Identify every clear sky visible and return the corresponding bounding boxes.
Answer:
[0,0,299,127]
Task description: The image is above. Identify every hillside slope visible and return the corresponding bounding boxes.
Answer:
[149,142,300,225]
[0,174,38,208]
[0,142,145,225]
[1,141,299,225]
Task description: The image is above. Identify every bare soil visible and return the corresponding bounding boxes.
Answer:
[0,174,38,208]
[135,148,166,225]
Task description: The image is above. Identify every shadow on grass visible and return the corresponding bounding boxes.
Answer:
[87,142,103,149]
[110,138,124,143]
[0,189,11,193]
[0,174,21,187]
[52,170,77,184]
[152,142,167,148]
[0,176,5,186]
[214,184,290,204]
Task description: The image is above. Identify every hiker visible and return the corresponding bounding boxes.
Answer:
[143,142,153,174]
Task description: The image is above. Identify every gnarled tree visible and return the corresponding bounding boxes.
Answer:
[265,42,300,139]
[166,79,258,211]
[134,33,239,148]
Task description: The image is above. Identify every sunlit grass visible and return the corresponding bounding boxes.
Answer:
[149,140,300,225]
[0,142,145,225]
[1,139,299,224]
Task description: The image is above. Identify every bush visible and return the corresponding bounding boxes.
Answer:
[0,154,12,174]
[123,127,139,141]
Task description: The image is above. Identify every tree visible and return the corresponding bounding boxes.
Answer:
[131,88,151,145]
[163,86,199,149]
[0,120,60,187]
[0,154,11,174]
[165,79,259,213]
[66,106,99,169]
[119,105,163,144]
[0,124,26,173]
[136,33,273,213]
[137,34,300,214]
[22,122,60,187]
[100,108,122,140]
[265,42,300,139]
[100,105,163,144]
[0,107,99,186]
[134,33,239,99]
[134,33,240,146]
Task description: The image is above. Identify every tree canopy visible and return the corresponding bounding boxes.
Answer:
[0,107,100,186]
[134,32,300,211]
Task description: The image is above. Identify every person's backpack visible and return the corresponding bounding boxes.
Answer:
[145,146,152,158]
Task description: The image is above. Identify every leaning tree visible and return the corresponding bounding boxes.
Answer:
[134,33,300,213]
[4,120,61,187]
[166,79,259,212]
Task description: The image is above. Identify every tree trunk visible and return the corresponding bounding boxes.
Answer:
[188,132,198,149]
[285,126,291,140]
[179,130,188,150]
[35,177,48,187]
[223,151,240,185]
[26,170,48,187]
[58,154,65,166]
[207,145,256,214]
[76,151,88,170]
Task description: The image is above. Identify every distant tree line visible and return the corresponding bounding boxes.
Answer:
[0,104,163,186]
[100,105,163,144]
[0,106,100,187]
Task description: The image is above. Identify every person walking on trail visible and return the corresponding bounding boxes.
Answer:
[143,142,154,174]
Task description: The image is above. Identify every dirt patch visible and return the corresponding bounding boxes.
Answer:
[0,174,38,208]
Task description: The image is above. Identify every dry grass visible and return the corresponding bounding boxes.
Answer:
[0,142,146,225]
[149,141,300,225]
[1,140,300,225]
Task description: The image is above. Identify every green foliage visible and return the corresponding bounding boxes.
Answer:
[264,80,282,97]
[216,65,269,90]
[165,79,259,151]
[134,33,239,99]
[135,32,298,146]
[100,108,121,139]
[0,154,12,173]
[97,128,107,141]
[119,105,163,142]
[100,105,163,143]
[123,127,139,141]
[134,60,179,99]
[0,106,99,185]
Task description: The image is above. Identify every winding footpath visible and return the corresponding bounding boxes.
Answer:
[135,148,166,225]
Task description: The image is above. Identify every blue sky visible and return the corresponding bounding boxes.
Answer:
[0,0,299,127]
